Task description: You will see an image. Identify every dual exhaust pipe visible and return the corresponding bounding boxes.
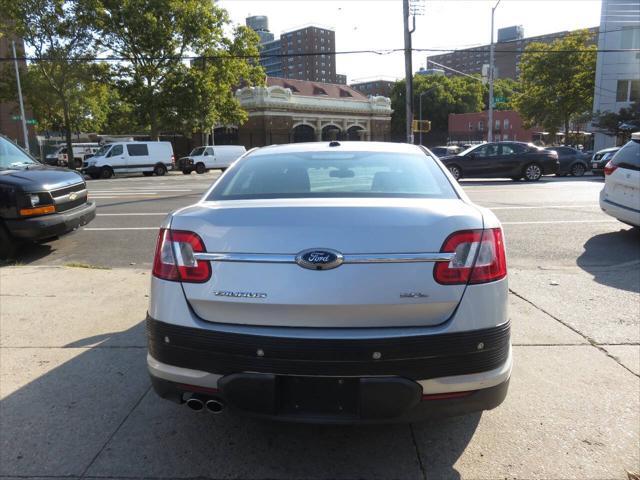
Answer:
[185,395,225,414]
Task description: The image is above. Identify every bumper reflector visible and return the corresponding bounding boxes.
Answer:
[176,383,219,395]
[20,205,55,216]
[421,391,473,401]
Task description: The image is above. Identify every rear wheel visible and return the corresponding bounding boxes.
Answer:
[523,163,542,181]
[195,163,206,174]
[154,164,167,176]
[447,165,461,181]
[100,167,114,179]
[571,163,586,177]
[143,171,153,177]
[219,167,227,173]
[74,158,83,168]
[182,170,192,175]
[0,222,18,260]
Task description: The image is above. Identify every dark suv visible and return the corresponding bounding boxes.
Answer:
[0,135,96,258]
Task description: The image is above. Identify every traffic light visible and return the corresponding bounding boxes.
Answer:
[412,120,431,133]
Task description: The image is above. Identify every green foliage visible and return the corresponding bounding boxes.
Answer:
[90,0,264,138]
[593,101,640,140]
[391,74,485,139]
[488,78,520,110]
[514,29,596,137]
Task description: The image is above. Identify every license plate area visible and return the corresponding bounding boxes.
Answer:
[278,376,359,416]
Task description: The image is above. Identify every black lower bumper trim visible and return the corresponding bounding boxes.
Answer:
[150,374,510,423]
[5,202,96,241]
[146,316,510,380]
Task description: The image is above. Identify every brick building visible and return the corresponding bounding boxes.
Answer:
[427,26,598,80]
[0,35,36,147]
[350,79,395,98]
[235,77,392,148]
[448,110,540,143]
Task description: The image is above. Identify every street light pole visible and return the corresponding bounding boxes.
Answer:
[11,41,29,151]
[487,0,501,143]
[403,0,416,144]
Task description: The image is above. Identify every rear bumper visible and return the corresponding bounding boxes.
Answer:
[146,315,511,422]
[5,201,96,241]
[600,194,640,227]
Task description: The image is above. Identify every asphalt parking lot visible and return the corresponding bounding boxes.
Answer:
[1,171,639,480]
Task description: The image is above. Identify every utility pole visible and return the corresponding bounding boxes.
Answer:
[11,41,29,151]
[403,0,415,144]
[488,0,501,143]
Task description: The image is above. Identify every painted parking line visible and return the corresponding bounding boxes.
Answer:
[488,205,598,210]
[96,213,167,216]
[502,219,619,225]
[84,227,160,231]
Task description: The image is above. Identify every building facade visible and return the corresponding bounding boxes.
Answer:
[235,77,392,148]
[247,18,342,83]
[350,80,396,98]
[448,110,538,143]
[591,0,640,151]
[427,26,598,80]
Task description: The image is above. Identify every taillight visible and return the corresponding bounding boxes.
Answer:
[171,155,175,165]
[152,228,211,283]
[603,161,618,176]
[434,228,507,285]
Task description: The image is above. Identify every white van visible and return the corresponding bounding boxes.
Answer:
[178,145,246,174]
[45,143,100,168]
[82,141,174,179]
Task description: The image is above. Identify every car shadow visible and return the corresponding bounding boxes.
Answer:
[0,319,481,479]
[577,228,640,293]
[0,241,53,267]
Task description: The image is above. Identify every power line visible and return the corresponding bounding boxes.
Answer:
[0,46,637,63]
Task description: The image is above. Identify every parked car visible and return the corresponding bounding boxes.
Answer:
[545,146,591,177]
[147,141,511,423]
[178,145,246,174]
[44,143,100,168]
[591,146,620,176]
[438,141,558,181]
[0,135,96,259]
[430,145,462,157]
[82,141,174,179]
[599,133,640,227]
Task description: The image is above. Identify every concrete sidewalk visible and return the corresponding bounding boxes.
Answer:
[0,266,638,479]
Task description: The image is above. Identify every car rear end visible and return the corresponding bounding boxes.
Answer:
[146,142,511,423]
[591,148,619,176]
[599,134,640,227]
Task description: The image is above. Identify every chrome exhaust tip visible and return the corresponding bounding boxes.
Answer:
[205,398,225,414]
[186,397,204,411]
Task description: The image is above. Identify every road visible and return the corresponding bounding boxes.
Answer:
[1,171,639,480]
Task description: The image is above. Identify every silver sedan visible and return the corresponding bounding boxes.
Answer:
[147,141,511,423]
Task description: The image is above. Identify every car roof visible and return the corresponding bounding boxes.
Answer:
[249,141,424,157]
[597,146,620,153]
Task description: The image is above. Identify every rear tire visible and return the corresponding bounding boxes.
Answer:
[195,163,206,174]
[219,167,227,173]
[0,222,18,260]
[571,163,586,177]
[74,158,83,168]
[523,163,542,181]
[447,165,461,181]
[100,167,113,179]
[182,170,192,175]
[154,164,167,176]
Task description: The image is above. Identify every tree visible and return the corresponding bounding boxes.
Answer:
[593,101,640,142]
[391,74,485,143]
[91,0,264,140]
[486,78,520,111]
[514,30,596,140]
[0,0,97,169]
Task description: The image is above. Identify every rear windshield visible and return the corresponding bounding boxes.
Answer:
[611,139,640,171]
[207,151,458,200]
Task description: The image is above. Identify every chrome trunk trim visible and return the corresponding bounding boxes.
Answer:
[193,252,454,264]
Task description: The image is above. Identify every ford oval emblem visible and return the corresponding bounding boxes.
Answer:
[295,248,344,270]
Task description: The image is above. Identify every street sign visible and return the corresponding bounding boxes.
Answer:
[11,115,21,121]
[26,119,37,125]
[494,96,507,103]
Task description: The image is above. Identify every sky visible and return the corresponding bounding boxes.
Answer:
[217,0,602,83]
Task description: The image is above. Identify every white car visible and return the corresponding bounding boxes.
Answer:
[82,141,174,179]
[147,141,511,423]
[178,145,246,174]
[599,132,640,228]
